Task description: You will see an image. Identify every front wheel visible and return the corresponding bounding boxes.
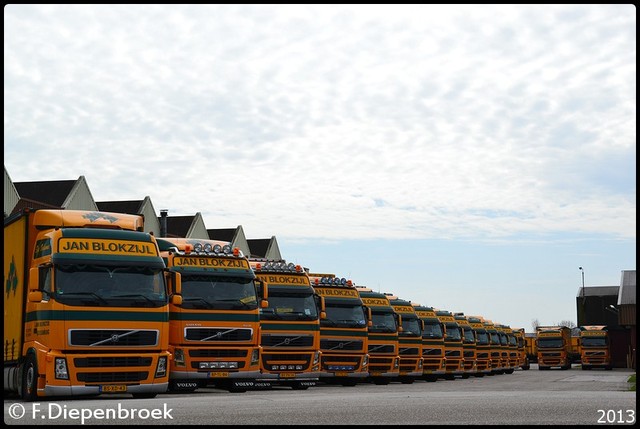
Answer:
[22,354,39,402]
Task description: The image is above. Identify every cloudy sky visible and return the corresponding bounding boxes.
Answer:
[4,4,636,331]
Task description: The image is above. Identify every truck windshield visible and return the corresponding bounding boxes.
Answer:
[181,275,257,310]
[508,336,517,346]
[581,337,607,347]
[489,332,500,345]
[321,303,366,328]
[370,311,397,333]
[55,264,166,307]
[260,292,318,320]
[475,331,490,345]
[463,328,475,344]
[444,325,462,341]
[422,322,443,339]
[538,338,564,348]
[400,316,422,336]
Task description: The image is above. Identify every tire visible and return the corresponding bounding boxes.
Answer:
[371,377,390,385]
[538,366,549,370]
[22,354,39,402]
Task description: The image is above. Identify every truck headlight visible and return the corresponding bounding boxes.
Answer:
[174,349,185,367]
[55,357,69,380]
[155,356,167,377]
[251,349,259,365]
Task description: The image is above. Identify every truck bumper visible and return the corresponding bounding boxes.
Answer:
[44,382,168,397]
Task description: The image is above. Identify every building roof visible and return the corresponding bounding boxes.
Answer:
[96,200,144,215]
[247,238,270,258]
[208,228,236,242]
[160,215,195,238]
[576,286,619,298]
[618,270,636,306]
[14,179,76,207]
[10,197,60,215]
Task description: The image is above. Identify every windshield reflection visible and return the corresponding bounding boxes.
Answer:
[55,264,166,307]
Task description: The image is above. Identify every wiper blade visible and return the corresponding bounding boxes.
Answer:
[112,294,157,306]
[57,292,108,305]
[183,297,213,308]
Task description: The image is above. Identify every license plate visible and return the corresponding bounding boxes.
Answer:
[335,371,349,377]
[370,371,381,376]
[209,372,229,378]
[279,372,296,378]
[100,385,127,393]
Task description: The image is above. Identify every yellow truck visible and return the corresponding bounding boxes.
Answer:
[386,294,424,384]
[250,259,323,390]
[579,325,612,370]
[435,309,464,380]
[497,324,517,374]
[536,326,572,370]
[412,303,446,382]
[355,287,400,385]
[512,328,531,370]
[4,209,172,401]
[454,313,477,379]
[483,319,505,374]
[525,333,537,364]
[467,316,491,376]
[307,274,369,386]
[158,237,263,392]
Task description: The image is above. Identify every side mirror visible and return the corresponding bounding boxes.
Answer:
[320,311,327,320]
[171,295,183,306]
[260,300,269,308]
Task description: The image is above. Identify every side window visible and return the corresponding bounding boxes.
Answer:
[39,266,52,300]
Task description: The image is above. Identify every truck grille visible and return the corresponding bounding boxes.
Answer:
[74,357,152,367]
[77,371,149,383]
[423,348,443,356]
[320,339,363,351]
[261,334,314,347]
[69,330,158,347]
[186,328,252,341]
[400,347,419,356]
[368,344,395,354]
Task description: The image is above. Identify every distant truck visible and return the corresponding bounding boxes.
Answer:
[467,316,492,376]
[158,237,263,392]
[412,304,446,382]
[536,326,572,370]
[435,309,464,380]
[250,259,323,390]
[512,328,530,370]
[386,294,424,383]
[308,274,370,386]
[579,325,612,370]
[454,313,478,379]
[4,209,172,401]
[355,287,400,385]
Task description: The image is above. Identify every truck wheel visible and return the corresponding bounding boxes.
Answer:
[22,354,39,402]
